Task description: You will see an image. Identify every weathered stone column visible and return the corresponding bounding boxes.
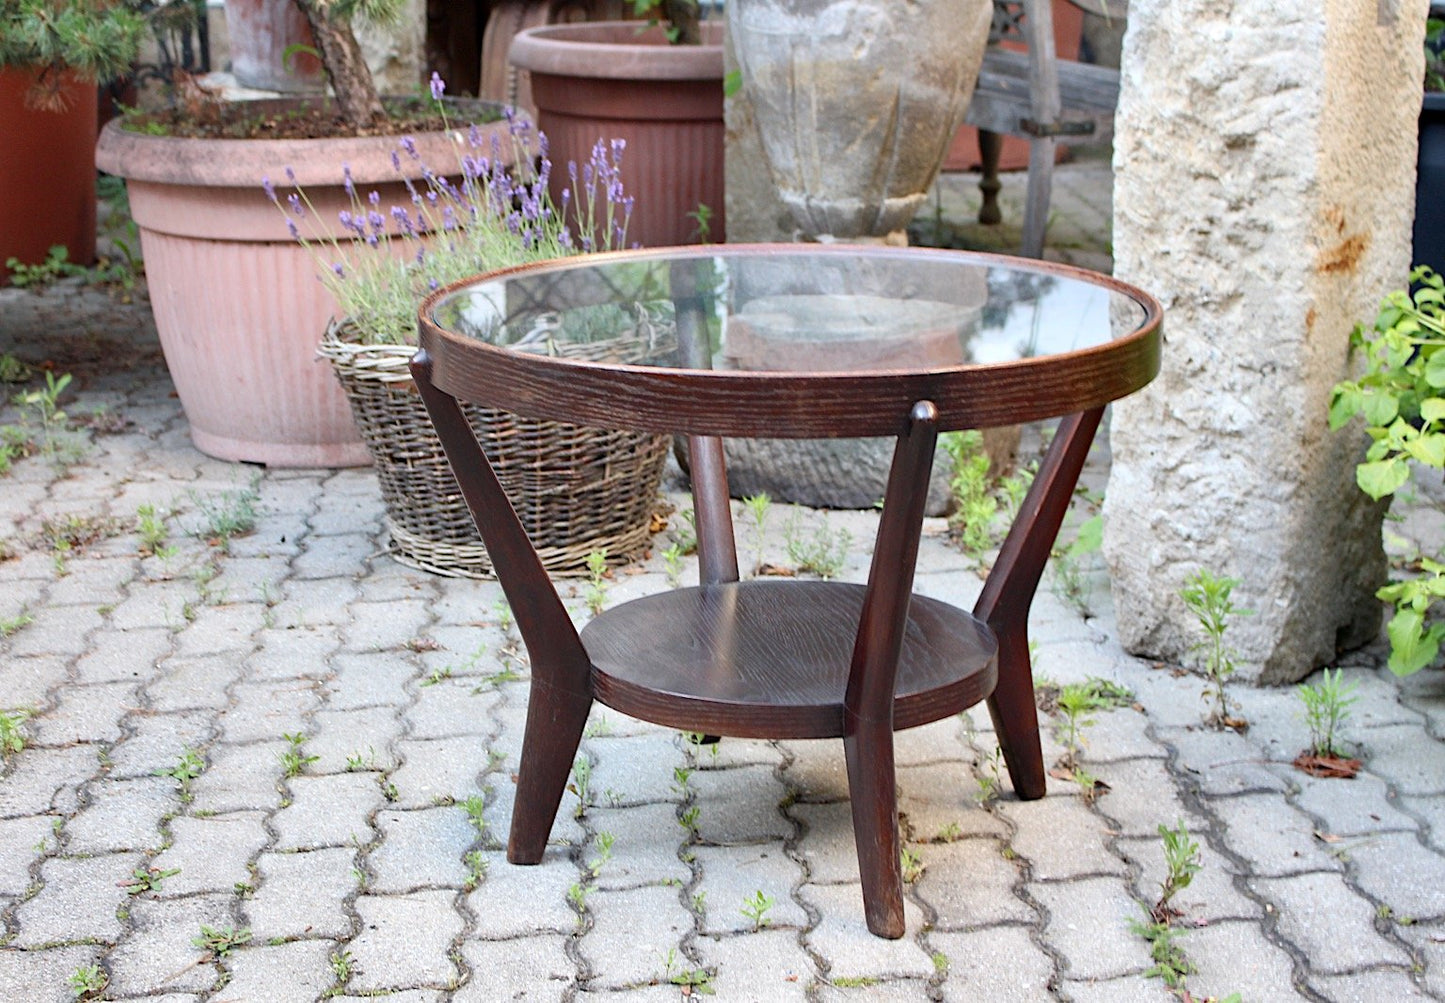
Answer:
[1103,0,1429,684]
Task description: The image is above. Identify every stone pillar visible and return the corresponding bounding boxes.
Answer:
[1102,0,1429,684]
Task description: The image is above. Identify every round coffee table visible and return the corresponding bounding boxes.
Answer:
[415,243,1162,938]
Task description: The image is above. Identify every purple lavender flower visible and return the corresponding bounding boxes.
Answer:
[429,72,445,102]
[343,164,354,198]
[400,136,419,160]
[391,205,415,236]
[262,176,276,203]
[367,210,385,235]
[285,166,297,184]
[286,219,300,240]
[391,150,402,172]
[368,190,381,207]
[332,262,345,278]
[287,193,303,216]
[442,205,457,231]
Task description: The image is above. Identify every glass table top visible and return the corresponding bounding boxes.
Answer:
[427,246,1152,375]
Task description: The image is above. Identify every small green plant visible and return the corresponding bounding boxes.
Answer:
[463,849,487,890]
[5,245,86,289]
[346,747,377,772]
[688,202,714,242]
[900,846,925,883]
[1180,569,1247,728]
[1297,667,1359,759]
[190,483,260,550]
[15,371,77,466]
[662,543,685,588]
[587,831,615,877]
[742,493,771,574]
[784,510,852,579]
[461,795,487,836]
[155,747,205,799]
[584,548,609,616]
[740,889,775,930]
[1329,266,1445,674]
[124,864,181,896]
[661,948,716,995]
[330,948,354,983]
[135,503,169,555]
[67,963,108,998]
[0,709,30,756]
[940,431,1033,561]
[1128,917,1194,988]
[193,924,251,957]
[673,508,698,555]
[0,614,33,639]
[1055,682,1099,768]
[1052,513,1103,613]
[678,804,701,836]
[278,732,319,778]
[1153,819,1201,921]
[569,754,594,816]
[0,354,32,384]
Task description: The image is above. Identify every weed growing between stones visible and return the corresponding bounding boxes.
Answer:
[123,865,180,896]
[661,947,715,995]
[279,733,320,778]
[940,430,1034,564]
[1051,511,1103,615]
[68,963,108,999]
[0,709,30,756]
[193,924,251,958]
[1180,570,1249,730]
[740,889,775,931]
[1293,667,1362,778]
[0,613,30,638]
[189,480,260,552]
[742,493,771,575]
[1036,676,1132,799]
[1129,820,1204,992]
[584,548,610,617]
[155,748,205,801]
[783,509,851,579]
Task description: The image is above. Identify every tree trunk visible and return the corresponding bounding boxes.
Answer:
[295,0,386,130]
[661,0,701,44]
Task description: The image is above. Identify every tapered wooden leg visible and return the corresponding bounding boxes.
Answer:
[507,678,593,864]
[844,724,905,939]
[978,129,1004,225]
[986,630,1046,801]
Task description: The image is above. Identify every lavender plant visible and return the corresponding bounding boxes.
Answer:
[268,75,634,347]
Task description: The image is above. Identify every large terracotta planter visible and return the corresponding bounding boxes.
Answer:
[508,21,725,247]
[95,108,511,467]
[728,0,992,242]
[1,68,98,284]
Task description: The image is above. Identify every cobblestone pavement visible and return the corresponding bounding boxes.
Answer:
[1,160,1443,1002]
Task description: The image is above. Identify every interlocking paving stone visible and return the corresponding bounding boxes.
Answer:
[188,739,288,815]
[308,706,406,774]
[1361,723,1445,797]
[1061,975,1174,1002]
[0,745,99,817]
[1339,830,1445,922]
[931,925,1056,1003]
[1291,769,1418,836]
[1209,791,1346,878]
[322,651,416,711]
[4,605,103,657]
[405,679,500,740]
[587,803,693,890]
[273,576,361,628]
[998,793,1128,880]
[454,935,575,1000]
[220,938,337,1002]
[790,801,863,884]
[346,890,464,992]
[892,716,969,766]
[12,851,143,946]
[1253,871,1413,973]
[245,847,357,940]
[369,806,476,892]
[105,579,196,631]
[0,816,50,896]
[148,653,245,711]
[0,944,105,1003]
[291,532,379,581]
[1310,969,1436,1001]
[777,738,851,802]
[74,623,169,685]
[1119,831,1262,923]
[586,732,689,807]
[691,843,808,933]
[341,598,432,653]
[388,735,493,809]
[63,775,173,854]
[169,604,264,658]
[272,772,382,850]
[466,848,580,938]
[215,680,322,744]
[577,884,696,989]
[103,893,235,995]
[1029,876,1153,981]
[245,627,340,681]
[1087,757,1194,837]
[1183,918,1310,1001]
[801,883,933,979]
[693,765,794,844]
[895,762,1008,841]
[913,837,1035,929]
[0,654,69,710]
[104,709,212,780]
[31,680,137,746]
[694,928,814,1000]
[150,812,270,897]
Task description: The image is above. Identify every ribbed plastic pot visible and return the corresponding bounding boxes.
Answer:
[509,21,725,248]
[1,68,97,284]
[94,108,510,467]
[1415,92,1445,275]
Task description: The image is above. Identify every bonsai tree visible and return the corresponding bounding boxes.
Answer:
[631,0,702,44]
[293,0,391,129]
[0,0,147,107]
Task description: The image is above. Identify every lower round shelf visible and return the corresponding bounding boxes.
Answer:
[581,579,998,739]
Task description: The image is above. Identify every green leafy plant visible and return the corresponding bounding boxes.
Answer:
[0,709,30,756]
[1427,15,1444,93]
[1297,667,1359,760]
[0,614,32,639]
[569,754,593,816]
[192,924,251,958]
[740,889,775,930]
[1152,819,1201,921]
[155,747,204,799]
[190,483,260,550]
[329,948,354,984]
[1052,512,1103,613]
[67,963,108,998]
[0,0,147,108]
[15,370,76,466]
[135,503,169,555]
[1330,266,1445,674]
[742,492,771,575]
[1128,916,1194,988]
[661,948,715,995]
[941,431,1034,561]
[278,732,319,778]
[463,849,487,891]
[461,795,487,836]
[1180,570,1247,728]
[1055,683,1099,768]
[584,548,609,617]
[900,846,925,883]
[124,864,180,896]
[784,510,851,580]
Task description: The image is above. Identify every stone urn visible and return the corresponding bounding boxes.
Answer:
[727,0,993,243]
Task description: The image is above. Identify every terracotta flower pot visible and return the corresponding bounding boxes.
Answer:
[223,0,325,93]
[94,108,512,467]
[508,21,725,247]
[1,67,98,284]
[728,0,993,242]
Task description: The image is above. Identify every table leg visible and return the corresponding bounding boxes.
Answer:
[975,407,1104,800]
[412,350,596,863]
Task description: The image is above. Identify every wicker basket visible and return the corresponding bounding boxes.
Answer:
[319,320,670,578]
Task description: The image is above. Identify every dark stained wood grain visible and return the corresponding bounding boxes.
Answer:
[582,581,998,739]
